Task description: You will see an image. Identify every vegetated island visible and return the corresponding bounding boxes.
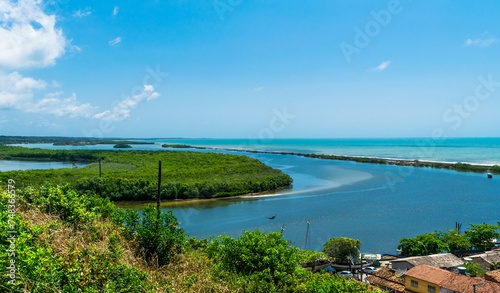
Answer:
[113,143,132,149]
[0,145,292,201]
[162,144,192,148]
[168,145,500,175]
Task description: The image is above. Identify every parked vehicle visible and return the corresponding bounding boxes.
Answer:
[362,266,379,274]
[337,270,353,277]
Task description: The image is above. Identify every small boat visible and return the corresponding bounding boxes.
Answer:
[488,173,493,179]
[266,214,277,220]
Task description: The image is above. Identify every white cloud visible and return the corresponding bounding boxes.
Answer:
[44,90,63,98]
[113,6,119,16]
[109,37,121,46]
[94,85,160,121]
[0,72,95,118]
[465,36,497,47]
[0,71,47,109]
[27,93,96,118]
[368,60,391,72]
[0,0,67,69]
[73,7,91,18]
[254,86,264,92]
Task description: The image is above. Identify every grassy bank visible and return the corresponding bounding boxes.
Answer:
[0,184,378,292]
[0,146,292,201]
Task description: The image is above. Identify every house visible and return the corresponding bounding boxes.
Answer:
[467,250,500,270]
[391,253,463,272]
[485,270,500,284]
[403,265,500,293]
[366,267,405,293]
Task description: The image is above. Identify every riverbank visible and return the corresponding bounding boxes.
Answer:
[114,186,292,209]
[163,144,500,175]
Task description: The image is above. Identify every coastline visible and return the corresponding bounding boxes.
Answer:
[163,145,500,174]
[114,186,292,208]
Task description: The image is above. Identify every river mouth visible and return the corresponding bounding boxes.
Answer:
[6,142,500,254]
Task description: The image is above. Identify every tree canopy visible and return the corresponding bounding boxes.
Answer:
[322,237,362,264]
[398,233,449,257]
[398,223,500,257]
[465,223,500,251]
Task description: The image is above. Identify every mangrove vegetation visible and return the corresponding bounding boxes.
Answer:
[0,145,292,201]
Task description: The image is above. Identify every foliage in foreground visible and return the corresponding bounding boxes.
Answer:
[0,183,378,292]
[204,230,377,293]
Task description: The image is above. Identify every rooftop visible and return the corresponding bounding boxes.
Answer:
[469,250,500,264]
[485,270,500,284]
[391,253,463,268]
[365,268,405,293]
[405,265,500,293]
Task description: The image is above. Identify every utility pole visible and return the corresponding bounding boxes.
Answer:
[359,252,363,282]
[157,160,161,221]
[304,220,310,250]
[99,159,102,177]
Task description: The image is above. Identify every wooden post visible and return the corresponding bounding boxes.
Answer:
[304,220,310,250]
[157,160,161,220]
[99,159,102,178]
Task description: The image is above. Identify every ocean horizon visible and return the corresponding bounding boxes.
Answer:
[151,137,500,166]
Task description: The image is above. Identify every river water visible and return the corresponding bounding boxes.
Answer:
[8,139,500,253]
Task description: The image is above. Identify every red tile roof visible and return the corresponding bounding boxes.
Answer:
[366,268,405,293]
[486,270,500,284]
[404,265,500,293]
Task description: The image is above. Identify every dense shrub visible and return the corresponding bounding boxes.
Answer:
[207,230,300,285]
[117,204,186,267]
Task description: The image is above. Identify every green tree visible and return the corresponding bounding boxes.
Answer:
[298,250,328,267]
[398,233,449,257]
[465,223,500,251]
[322,237,362,265]
[436,229,472,251]
[465,262,487,277]
[206,230,300,285]
[488,262,500,271]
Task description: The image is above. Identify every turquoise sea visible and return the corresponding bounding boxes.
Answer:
[10,138,500,253]
[153,137,500,165]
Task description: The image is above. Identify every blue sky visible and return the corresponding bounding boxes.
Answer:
[1,0,500,138]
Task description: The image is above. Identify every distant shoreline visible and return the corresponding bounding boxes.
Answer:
[163,144,500,175]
